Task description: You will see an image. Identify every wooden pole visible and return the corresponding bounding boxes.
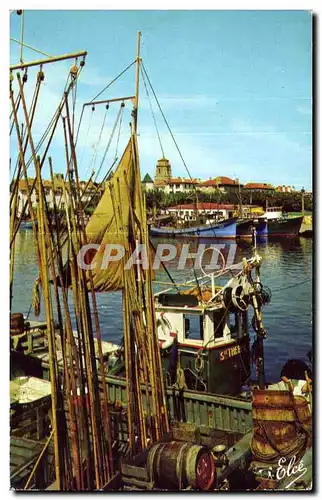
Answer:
[35,157,62,488]
[133,31,141,134]
[301,188,305,215]
[10,50,87,71]
[15,73,62,487]
[83,95,135,107]
[64,94,113,484]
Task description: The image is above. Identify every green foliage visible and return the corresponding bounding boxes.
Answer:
[240,189,312,212]
[145,188,312,212]
[145,189,229,210]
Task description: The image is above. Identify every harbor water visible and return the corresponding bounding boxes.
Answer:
[12,230,312,382]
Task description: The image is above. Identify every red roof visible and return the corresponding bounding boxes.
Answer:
[168,203,235,211]
[214,176,238,186]
[244,182,274,190]
[198,176,239,187]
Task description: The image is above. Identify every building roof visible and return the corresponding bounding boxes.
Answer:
[214,176,238,186]
[275,185,294,192]
[17,179,34,190]
[142,173,153,183]
[244,182,274,190]
[167,177,198,185]
[167,203,235,211]
[16,177,96,192]
[198,176,239,187]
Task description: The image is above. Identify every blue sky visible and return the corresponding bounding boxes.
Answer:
[10,10,312,189]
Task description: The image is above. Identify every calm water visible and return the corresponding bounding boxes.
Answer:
[11,230,312,382]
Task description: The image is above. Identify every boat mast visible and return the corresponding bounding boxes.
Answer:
[238,178,243,218]
[133,31,141,135]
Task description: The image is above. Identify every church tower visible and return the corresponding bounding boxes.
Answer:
[155,157,172,182]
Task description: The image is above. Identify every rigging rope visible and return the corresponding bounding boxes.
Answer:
[10,73,41,186]
[141,62,194,182]
[271,278,311,293]
[140,65,164,158]
[79,105,94,170]
[94,104,123,183]
[114,104,124,162]
[10,67,85,245]
[90,104,109,175]
[89,60,136,103]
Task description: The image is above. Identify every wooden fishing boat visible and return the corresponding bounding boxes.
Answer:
[19,220,37,230]
[267,215,303,237]
[150,217,237,239]
[236,219,268,238]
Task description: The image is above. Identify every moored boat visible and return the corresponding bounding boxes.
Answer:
[20,220,37,230]
[150,217,237,239]
[267,216,303,237]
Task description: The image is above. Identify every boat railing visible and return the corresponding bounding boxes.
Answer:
[154,254,262,301]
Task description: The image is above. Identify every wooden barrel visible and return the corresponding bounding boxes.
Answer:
[147,441,215,491]
[10,313,24,336]
[251,389,310,463]
[294,396,312,433]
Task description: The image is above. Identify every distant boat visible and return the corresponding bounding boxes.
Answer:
[20,220,37,230]
[149,217,237,238]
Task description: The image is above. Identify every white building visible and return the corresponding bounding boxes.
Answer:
[13,175,98,216]
[154,177,199,194]
[166,203,236,223]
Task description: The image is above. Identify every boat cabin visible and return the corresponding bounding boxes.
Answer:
[155,290,251,396]
[259,207,283,220]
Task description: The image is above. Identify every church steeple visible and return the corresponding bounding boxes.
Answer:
[155,157,172,182]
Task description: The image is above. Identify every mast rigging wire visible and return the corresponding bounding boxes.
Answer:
[10,68,85,244]
[93,104,124,183]
[141,62,194,182]
[114,104,124,162]
[90,60,136,103]
[78,105,94,170]
[140,65,165,158]
[75,60,136,147]
[89,105,109,176]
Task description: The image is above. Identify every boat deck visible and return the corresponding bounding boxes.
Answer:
[12,321,120,371]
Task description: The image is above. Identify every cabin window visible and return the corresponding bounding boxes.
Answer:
[212,310,226,340]
[184,314,204,341]
[228,313,238,339]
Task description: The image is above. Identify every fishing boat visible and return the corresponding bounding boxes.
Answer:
[267,215,303,237]
[10,20,312,490]
[259,207,303,237]
[150,217,237,239]
[19,220,37,230]
[236,219,268,238]
[236,215,303,238]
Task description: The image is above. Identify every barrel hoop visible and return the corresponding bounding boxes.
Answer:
[176,441,190,490]
[185,445,201,489]
[252,410,296,422]
[154,442,168,486]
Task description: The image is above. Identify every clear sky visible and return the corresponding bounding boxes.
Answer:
[10,10,312,190]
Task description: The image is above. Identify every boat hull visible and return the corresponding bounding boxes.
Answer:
[267,216,303,236]
[236,219,267,238]
[254,219,268,236]
[20,221,35,230]
[149,218,237,239]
